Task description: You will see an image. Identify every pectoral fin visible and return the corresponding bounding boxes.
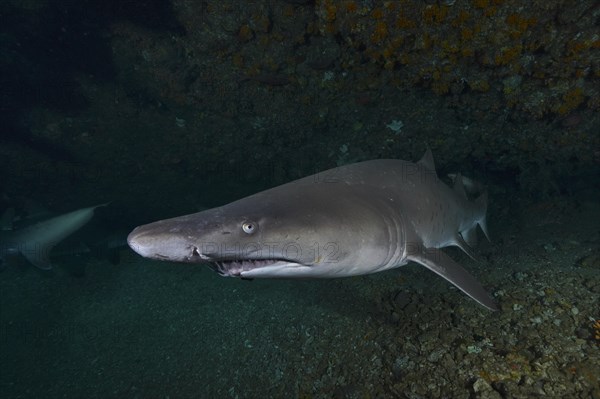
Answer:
[407,248,498,311]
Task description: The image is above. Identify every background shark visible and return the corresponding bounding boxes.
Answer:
[0,203,107,270]
[128,149,498,310]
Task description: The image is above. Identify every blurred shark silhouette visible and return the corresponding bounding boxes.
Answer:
[0,203,108,270]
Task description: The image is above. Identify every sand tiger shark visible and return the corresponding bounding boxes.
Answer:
[128,149,498,310]
[0,204,106,270]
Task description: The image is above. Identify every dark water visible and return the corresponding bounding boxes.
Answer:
[1,1,599,398]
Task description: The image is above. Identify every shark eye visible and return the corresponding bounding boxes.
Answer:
[242,221,257,235]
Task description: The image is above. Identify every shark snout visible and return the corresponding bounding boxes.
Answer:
[127,226,153,258]
[127,223,199,261]
[127,226,172,259]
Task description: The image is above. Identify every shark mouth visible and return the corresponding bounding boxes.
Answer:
[208,258,300,277]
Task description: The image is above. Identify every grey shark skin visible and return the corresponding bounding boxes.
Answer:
[128,150,497,310]
[0,204,107,270]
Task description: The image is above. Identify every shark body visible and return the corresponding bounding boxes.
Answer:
[128,150,497,310]
[0,204,106,270]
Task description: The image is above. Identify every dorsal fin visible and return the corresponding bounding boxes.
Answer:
[453,172,467,199]
[417,147,436,172]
